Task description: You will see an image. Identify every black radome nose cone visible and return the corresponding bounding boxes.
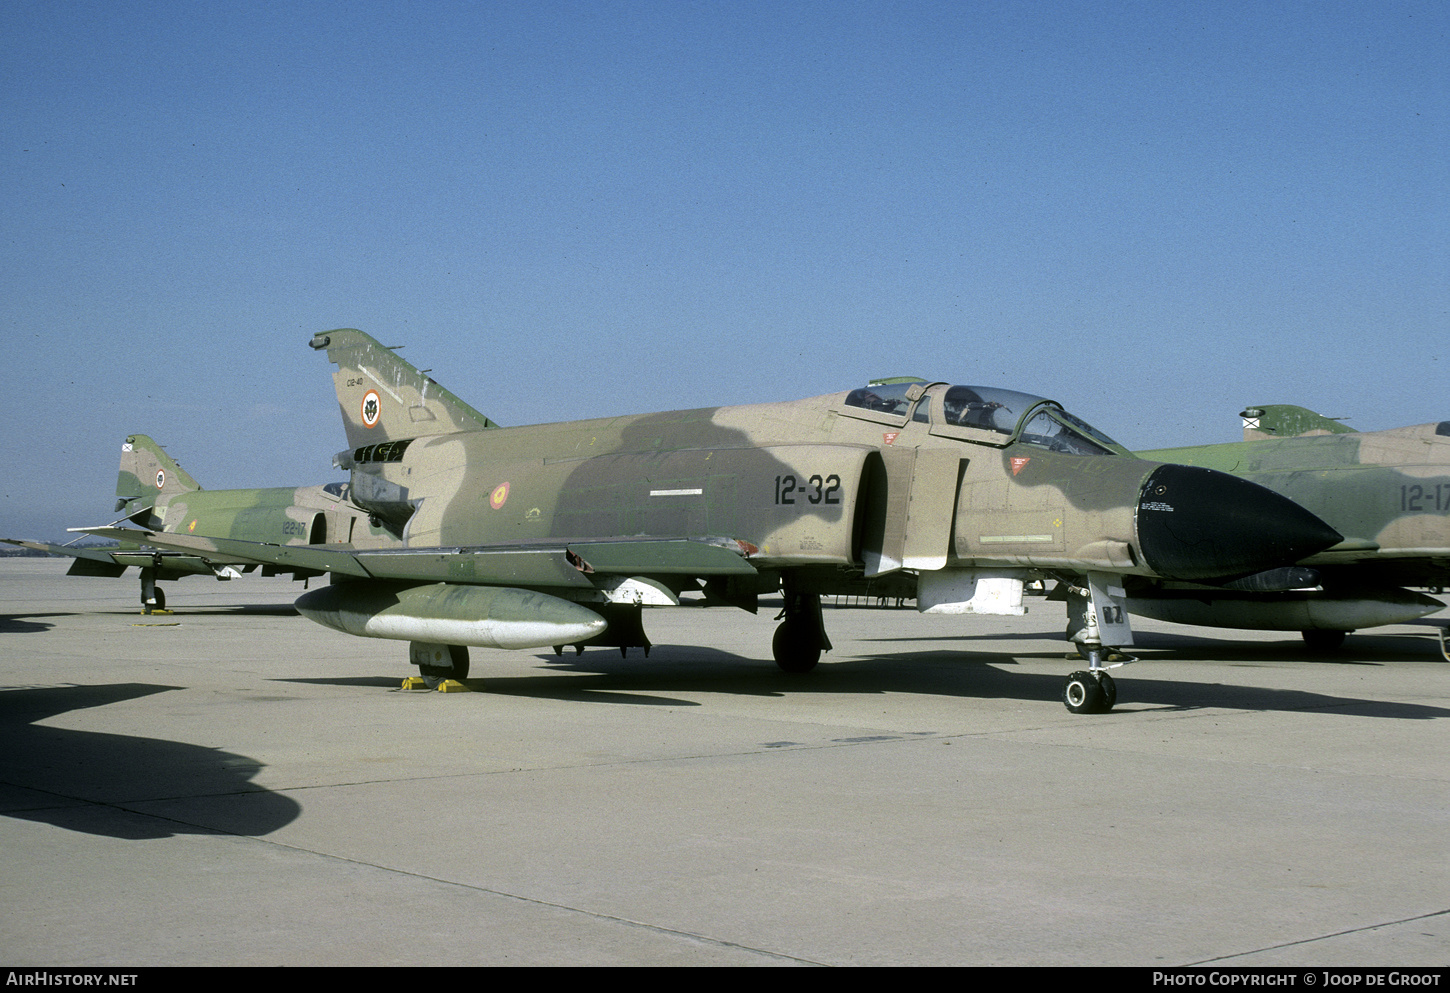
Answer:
[1136,464,1342,581]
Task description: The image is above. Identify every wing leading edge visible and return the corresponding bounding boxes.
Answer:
[71,527,759,589]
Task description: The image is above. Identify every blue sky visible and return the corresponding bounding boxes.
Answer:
[4,0,1446,541]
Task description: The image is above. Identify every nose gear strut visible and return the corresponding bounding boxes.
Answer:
[1061,574,1137,713]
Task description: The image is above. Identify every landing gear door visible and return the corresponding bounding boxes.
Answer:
[1086,571,1134,647]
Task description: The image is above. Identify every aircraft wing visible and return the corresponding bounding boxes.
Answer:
[70,527,759,589]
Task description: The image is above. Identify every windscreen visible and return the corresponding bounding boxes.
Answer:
[1016,407,1121,456]
[941,385,1124,454]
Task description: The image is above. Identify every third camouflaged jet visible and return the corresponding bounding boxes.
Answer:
[79,330,1343,713]
[1135,404,1450,652]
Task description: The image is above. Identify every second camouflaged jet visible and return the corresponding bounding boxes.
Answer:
[82,330,1342,713]
[7,434,396,611]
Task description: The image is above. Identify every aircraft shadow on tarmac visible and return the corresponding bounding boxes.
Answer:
[0,604,297,634]
[0,683,301,840]
[113,604,302,618]
[0,613,58,634]
[277,640,1450,720]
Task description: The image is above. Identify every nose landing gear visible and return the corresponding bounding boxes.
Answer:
[1061,574,1135,713]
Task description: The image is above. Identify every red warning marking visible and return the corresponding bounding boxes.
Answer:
[1011,457,1031,476]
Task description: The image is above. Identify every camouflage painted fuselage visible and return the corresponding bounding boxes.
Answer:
[147,483,392,551]
[350,393,1159,582]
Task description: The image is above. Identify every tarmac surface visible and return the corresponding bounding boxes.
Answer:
[1,556,1447,967]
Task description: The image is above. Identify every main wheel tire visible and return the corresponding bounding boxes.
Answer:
[420,644,470,688]
[1063,670,1105,714]
[772,620,821,673]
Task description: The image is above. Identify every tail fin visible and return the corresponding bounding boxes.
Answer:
[115,435,201,518]
[1240,405,1356,441]
[309,329,499,449]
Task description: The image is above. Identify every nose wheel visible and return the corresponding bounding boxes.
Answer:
[1063,669,1117,714]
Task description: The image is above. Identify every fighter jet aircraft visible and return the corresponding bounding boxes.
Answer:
[1133,405,1450,652]
[76,330,1342,713]
[7,434,393,611]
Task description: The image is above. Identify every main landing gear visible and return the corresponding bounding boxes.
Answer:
[410,642,470,689]
[772,584,832,673]
[140,565,168,614]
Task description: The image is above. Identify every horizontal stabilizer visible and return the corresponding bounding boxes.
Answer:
[5,537,234,580]
[5,538,124,564]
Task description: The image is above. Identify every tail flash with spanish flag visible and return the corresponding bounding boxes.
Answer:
[309,329,501,451]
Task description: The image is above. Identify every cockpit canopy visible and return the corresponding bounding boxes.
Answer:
[843,381,1126,456]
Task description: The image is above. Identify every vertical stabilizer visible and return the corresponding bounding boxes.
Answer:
[1240,405,1356,441]
[309,329,498,449]
[115,435,200,517]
